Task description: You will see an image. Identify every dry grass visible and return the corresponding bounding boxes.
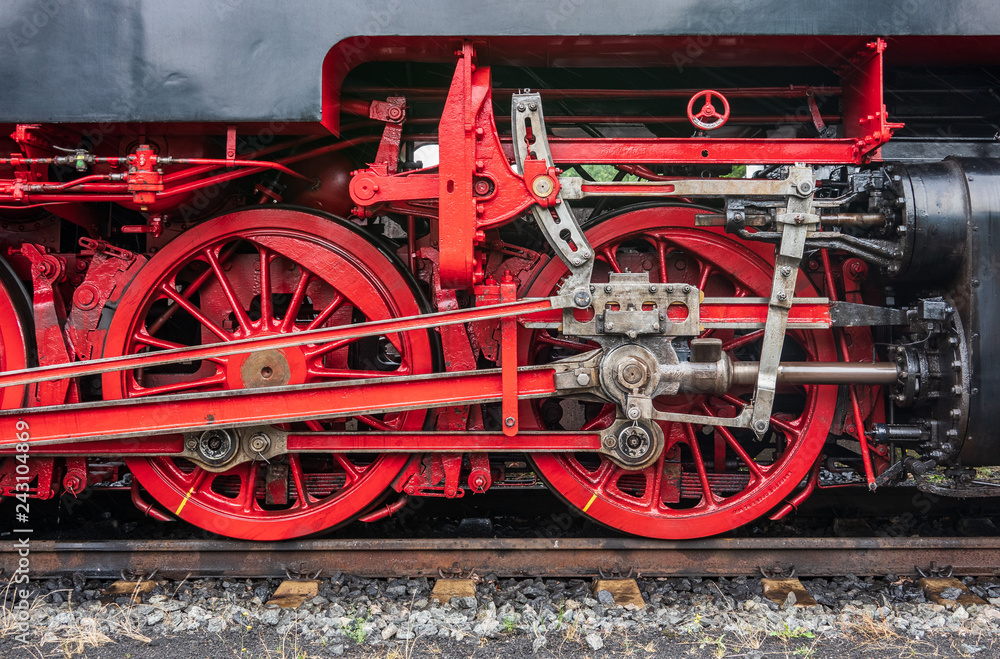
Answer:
[844,610,902,645]
[0,579,46,638]
[53,617,115,658]
[729,618,768,651]
[1,577,164,657]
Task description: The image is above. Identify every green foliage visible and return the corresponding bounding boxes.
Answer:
[342,612,369,644]
[502,614,517,633]
[771,622,816,641]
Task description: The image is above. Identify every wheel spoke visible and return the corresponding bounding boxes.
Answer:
[184,467,212,505]
[581,404,617,431]
[127,370,226,398]
[241,463,259,513]
[698,407,764,481]
[307,366,404,379]
[302,337,360,361]
[597,246,622,273]
[355,415,393,431]
[186,466,209,490]
[158,283,231,342]
[258,246,274,328]
[720,392,750,409]
[288,453,311,509]
[132,330,229,365]
[332,453,363,486]
[146,241,241,336]
[281,268,313,333]
[533,332,592,352]
[132,330,185,351]
[305,292,345,331]
[204,247,252,334]
[722,329,764,353]
[646,452,666,511]
[697,263,713,290]
[656,238,669,284]
[769,414,801,439]
[683,423,717,506]
[591,458,620,492]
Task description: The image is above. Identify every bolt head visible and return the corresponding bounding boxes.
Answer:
[576,372,592,387]
[754,420,768,432]
[504,416,516,427]
[249,433,271,453]
[627,407,641,420]
[621,364,644,384]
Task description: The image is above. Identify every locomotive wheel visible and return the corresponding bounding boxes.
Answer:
[102,208,434,540]
[521,204,839,539]
[0,257,31,410]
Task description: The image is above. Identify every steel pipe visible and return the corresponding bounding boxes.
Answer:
[732,361,899,385]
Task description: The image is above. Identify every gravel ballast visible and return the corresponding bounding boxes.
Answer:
[3,572,1000,658]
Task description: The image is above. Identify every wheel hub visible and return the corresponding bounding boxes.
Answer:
[235,348,298,388]
[196,429,237,466]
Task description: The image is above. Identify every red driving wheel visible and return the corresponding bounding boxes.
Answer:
[521,205,838,538]
[102,208,434,540]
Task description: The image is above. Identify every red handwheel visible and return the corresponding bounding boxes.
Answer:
[687,90,731,130]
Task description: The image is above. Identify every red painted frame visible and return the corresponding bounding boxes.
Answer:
[348,40,901,289]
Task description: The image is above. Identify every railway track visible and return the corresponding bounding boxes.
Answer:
[4,536,999,580]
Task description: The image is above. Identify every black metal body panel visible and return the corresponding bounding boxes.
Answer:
[955,159,1000,466]
[1,0,999,124]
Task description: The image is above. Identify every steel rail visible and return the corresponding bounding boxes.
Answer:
[2,537,997,579]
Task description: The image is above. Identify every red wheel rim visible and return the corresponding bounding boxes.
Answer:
[522,205,837,539]
[103,208,433,540]
[0,264,29,410]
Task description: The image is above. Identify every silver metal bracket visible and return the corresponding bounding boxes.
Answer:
[563,272,701,338]
[747,171,818,438]
[511,91,594,295]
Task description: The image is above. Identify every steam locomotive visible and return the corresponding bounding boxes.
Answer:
[0,0,998,540]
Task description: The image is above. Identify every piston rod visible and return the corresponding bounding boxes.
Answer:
[731,361,899,385]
